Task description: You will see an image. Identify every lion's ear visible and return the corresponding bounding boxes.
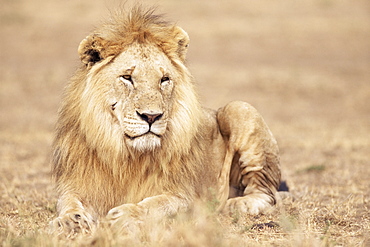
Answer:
[172,26,190,62]
[78,35,109,66]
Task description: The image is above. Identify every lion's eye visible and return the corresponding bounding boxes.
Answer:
[120,75,133,83]
[161,76,170,84]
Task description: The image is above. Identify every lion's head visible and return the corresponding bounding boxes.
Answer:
[60,8,202,161]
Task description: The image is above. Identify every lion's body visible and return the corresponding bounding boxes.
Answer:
[52,7,281,236]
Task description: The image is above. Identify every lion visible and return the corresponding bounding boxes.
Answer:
[51,7,281,237]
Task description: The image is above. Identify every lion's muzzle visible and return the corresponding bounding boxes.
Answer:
[122,110,167,151]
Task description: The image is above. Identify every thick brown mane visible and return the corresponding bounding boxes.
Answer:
[106,7,170,42]
[53,7,204,217]
[79,6,185,65]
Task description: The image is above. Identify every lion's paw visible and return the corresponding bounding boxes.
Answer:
[106,203,145,235]
[223,194,273,216]
[50,211,96,238]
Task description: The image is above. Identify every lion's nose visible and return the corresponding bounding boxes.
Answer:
[137,111,163,125]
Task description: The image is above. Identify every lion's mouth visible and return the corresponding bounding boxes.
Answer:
[124,131,163,151]
[125,132,161,140]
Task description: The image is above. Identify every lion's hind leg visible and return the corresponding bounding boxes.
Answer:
[217,101,281,215]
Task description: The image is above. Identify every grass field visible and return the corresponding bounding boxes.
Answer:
[0,0,369,246]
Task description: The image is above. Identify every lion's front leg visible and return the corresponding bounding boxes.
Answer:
[105,203,145,235]
[106,194,189,234]
[217,101,281,215]
[50,193,97,238]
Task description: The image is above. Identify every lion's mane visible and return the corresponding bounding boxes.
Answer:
[52,7,206,217]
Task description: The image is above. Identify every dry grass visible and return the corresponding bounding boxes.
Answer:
[1,0,369,246]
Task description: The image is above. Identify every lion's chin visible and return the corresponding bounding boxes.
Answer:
[125,133,161,152]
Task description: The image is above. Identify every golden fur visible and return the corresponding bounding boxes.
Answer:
[51,7,281,237]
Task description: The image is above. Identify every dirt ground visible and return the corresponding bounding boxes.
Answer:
[0,0,369,246]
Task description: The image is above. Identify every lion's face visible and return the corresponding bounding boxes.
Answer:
[83,43,180,152]
[76,22,202,157]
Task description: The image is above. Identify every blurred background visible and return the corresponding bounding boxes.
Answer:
[1,0,369,133]
[0,0,369,243]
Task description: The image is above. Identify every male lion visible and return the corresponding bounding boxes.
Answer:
[51,7,281,236]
